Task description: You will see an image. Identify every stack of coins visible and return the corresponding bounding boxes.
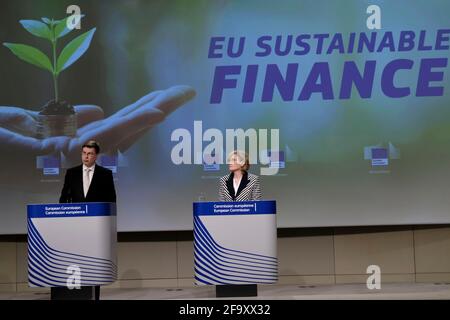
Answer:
[36,114,77,138]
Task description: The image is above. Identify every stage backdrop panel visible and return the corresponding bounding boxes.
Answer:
[1,0,450,233]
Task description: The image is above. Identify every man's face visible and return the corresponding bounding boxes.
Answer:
[82,147,97,167]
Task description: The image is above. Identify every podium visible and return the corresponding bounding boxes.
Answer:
[27,202,117,299]
[193,200,277,297]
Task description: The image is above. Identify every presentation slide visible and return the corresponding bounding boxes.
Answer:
[1,0,450,233]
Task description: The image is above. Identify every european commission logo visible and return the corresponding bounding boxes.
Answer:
[203,152,220,171]
[36,155,60,175]
[364,142,400,173]
[370,148,389,166]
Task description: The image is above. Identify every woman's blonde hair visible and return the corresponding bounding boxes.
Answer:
[227,150,250,172]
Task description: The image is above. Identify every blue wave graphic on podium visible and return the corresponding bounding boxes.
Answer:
[27,219,117,287]
[194,216,278,285]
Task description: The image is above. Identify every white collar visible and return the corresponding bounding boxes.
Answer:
[83,164,96,171]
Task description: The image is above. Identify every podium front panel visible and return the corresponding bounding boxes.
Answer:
[27,203,117,287]
[193,200,277,285]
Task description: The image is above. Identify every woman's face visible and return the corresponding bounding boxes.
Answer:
[228,154,243,172]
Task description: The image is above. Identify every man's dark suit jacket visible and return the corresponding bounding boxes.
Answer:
[59,164,116,203]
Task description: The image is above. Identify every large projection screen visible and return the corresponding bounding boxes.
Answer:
[1,0,450,234]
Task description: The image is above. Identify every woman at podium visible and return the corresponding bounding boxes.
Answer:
[219,150,262,201]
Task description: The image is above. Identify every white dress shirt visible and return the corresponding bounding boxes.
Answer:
[233,176,242,196]
[83,164,95,197]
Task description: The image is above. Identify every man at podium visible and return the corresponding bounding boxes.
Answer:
[59,140,116,204]
[56,140,117,300]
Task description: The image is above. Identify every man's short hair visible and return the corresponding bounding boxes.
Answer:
[82,140,100,154]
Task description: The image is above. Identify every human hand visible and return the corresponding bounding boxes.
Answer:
[0,85,196,163]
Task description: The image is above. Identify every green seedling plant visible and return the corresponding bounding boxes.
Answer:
[3,16,96,114]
